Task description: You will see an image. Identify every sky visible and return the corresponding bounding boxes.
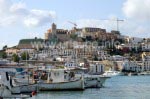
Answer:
[0,0,150,49]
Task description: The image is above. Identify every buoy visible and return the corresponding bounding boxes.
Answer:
[31,91,37,96]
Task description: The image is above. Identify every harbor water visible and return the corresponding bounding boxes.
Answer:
[29,76,150,99]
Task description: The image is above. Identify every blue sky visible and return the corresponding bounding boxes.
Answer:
[0,0,150,49]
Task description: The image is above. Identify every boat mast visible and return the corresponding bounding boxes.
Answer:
[26,50,29,84]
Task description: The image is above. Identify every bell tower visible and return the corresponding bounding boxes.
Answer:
[52,23,57,35]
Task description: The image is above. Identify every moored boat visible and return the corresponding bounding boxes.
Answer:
[0,71,38,94]
[38,68,85,91]
[0,83,31,98]
[102,68,123,77]
[84,74,110,88]
[0,72,32,98]
[11,67,85,91]
[39,78,84,91]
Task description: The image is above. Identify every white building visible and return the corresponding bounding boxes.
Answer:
[123,61,143,72]
[111,55,126,61]
[141,43,150,51]
[142,55,150,71]
[97,50,109,60]
[118,43,139,51]
[89,63,104,74]
[126,37,143,44]
[0,59,10,65]
[65,61,79,69]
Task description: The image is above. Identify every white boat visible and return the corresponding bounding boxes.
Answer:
[11,68,84,91]
[127,72,131,76]
[71,67,110,88]
[0,71,38,94]
[0,83,31,98]
[38,68,85,91]
[13,77,33,86]
[11,83,38,94]
[83,74,110,88]
[0,72,32,98]
[0,83,12,97]
[75,73,110,88]
[102,68,123,77]
[11,74,38,94]
[39,79,84,91]
[138,72,150,75]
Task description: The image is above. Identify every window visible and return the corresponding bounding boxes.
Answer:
[96,65,98,72]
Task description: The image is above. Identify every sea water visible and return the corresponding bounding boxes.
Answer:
[29,76,150,99]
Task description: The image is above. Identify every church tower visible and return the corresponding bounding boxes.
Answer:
[52,23,57,35]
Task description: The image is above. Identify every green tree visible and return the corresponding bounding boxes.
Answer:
[2,45,7,51]
[12,54,20,63]
[21,52,30,60]
[70,34,78,40]
[2,52,7,59]
[86,36,93,41]
[93,55,98,61]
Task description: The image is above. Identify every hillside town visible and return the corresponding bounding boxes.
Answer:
[0,23,150,98]
[1,23,150,74]
[1,0,150,98]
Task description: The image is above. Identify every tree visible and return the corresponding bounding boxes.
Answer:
[93,55,98,61]
[137,46,142,53]
[70,34,78,40]
[98,40,103,46]
[86,36,93,41]
[131,48,136,52]
[81,37,86,42]
[12,54,20,63]
[21,52,30,60]
[2,45,7,51]
[2,52,7,59]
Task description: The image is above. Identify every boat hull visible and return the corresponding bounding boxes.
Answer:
[11,84,38,94]
[0,86,12,97]
[84,75,110,88]
[0,85,31,98]
[39,79,84,91]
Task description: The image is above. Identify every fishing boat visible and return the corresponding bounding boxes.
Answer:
[11,66,85,91]
[0,72,32,98]
[38,68,85,91]
[0,83,31,98]
[0,71,38,94]
[73,67,110,88]
[75,73,110,88]
[11,73,38,94]
[84,74,110,88]
[11,83,38,94]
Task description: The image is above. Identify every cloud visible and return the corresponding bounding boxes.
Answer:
[24,10,56,27]
[76,0,150,38]
[0,0,56,27]
[123,0,150,22]
[0,0,12,15]
[10,2,29,16]
[121,0,150,37]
